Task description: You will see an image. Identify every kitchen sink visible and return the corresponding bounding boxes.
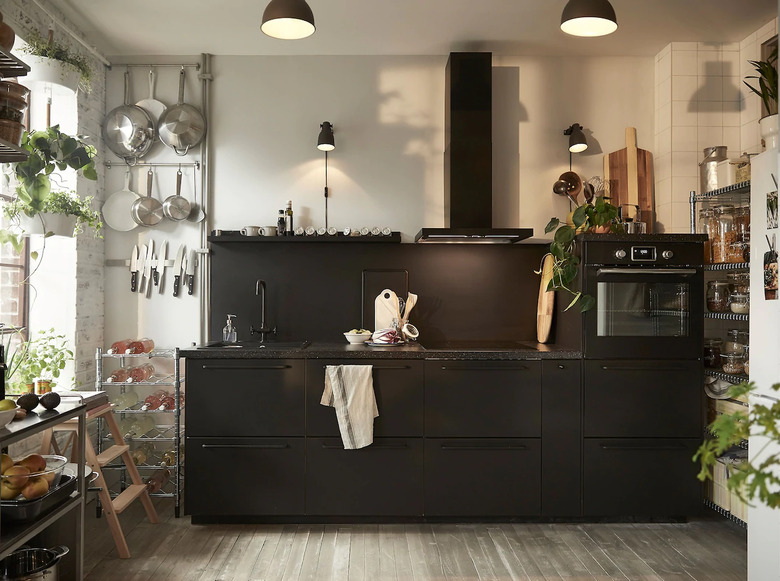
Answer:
[201,340,310,350]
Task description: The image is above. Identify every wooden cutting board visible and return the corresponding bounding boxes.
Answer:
[536,254,555,343]
[374,289,401,331]
[603,127,655,232]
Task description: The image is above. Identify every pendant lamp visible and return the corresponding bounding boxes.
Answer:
[560,0,618,37]
[261,0,316,40]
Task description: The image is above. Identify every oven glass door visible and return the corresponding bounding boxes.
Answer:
[584,267,703,359]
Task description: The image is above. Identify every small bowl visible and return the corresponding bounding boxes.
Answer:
[344,332,371,344]
[0,407,18,428]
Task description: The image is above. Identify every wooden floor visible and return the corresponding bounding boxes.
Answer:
[84,499,747,581]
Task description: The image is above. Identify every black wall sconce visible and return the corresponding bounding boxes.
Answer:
[564,123,588,154]
[317,121,335,228]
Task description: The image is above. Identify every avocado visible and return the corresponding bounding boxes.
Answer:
[40,392,61,410]
[17,393,39,412]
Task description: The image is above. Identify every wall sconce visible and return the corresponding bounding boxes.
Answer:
[261,0,316,40]
[560,0,618,37]
[564,123,588,153]
[317,121,335,228]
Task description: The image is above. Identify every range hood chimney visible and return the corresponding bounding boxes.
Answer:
[415,52,532,244]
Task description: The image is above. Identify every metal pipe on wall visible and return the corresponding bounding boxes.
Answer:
[199,53,212,345]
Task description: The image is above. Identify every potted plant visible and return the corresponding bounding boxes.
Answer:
[744,47,778,149]
[0,125,100,253]
[1,327,73,394]
[540,195,624,312]
[695,381,780,509]
[19,29,93,94]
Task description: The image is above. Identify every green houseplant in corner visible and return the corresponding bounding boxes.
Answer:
[540,195,624,312]
[0,125,100,253]
[744,46,778,148]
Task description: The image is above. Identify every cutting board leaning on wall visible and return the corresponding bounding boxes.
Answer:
[603,127,655,232]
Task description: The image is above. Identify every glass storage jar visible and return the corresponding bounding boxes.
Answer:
[734,204,750,243]
[744,344,750,375]
[723,329,745,355]
[726,271,750,294]
[706,280,731,312]
[729,292,750,314]
[698,208,716,263]
[712,204,735,263]
[728,241,748,263]
[721,352,745,375]
[703,338,723,368]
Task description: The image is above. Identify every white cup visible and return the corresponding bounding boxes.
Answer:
[259,225,277,236]
[240,226,261,236]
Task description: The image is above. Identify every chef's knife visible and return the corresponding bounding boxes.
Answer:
[186,249,196,295]
[172,244,185,297]
[137,244,147,293]
[143,240,154,294]
[146,253,155,297]
[129,245,139,292]
[155,240,167,291]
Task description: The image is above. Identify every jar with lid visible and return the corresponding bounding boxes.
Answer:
[728,241,747,263]
[721,352,745,375]
[698,208,716,263]
[712,204,735,263]
[706,280,731,312]
[734,204,750,243]
[744,344,750,375]
[729,292,750,314]
[726,271,750,293]
[722,329,745,355]
[703,338,723,368]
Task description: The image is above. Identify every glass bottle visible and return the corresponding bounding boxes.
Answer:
[277,209,286,236]
[698,208,715,264]
[112,389,138,410]
[107,339,133,354]
[712,204,735,264]
[145,466,171,493]
[127,338,155,354]
[706,280,730,312]
[141,390,168,411]
[161,449,177,467]
[703,338,722,369]
[159,394,176,411]
[105,368,129,383]
[285,200,293,236]
[124,414,155,439]
[128,363,155,383]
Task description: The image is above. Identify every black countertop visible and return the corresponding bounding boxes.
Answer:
[180,341,581,361]
[578,233,707,243]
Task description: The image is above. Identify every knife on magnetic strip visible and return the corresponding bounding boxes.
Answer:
[172,244,185,297]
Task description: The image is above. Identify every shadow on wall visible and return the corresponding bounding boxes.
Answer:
[688,61,744,113]
[493,66,527,228]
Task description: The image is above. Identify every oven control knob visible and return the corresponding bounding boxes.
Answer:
[662,250,674,259]
[614,249,627,259]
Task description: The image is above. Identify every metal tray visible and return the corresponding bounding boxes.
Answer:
[0,475,77,523]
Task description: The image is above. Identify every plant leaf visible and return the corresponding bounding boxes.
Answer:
[544,218,560,234]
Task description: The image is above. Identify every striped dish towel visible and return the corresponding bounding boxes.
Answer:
[321,365,378,449]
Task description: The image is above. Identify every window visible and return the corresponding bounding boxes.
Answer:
[0,187,29,342]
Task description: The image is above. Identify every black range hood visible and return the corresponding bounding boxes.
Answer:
[415,52,533,244]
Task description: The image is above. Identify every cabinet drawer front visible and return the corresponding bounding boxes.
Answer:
[305,437,423,515]
[583,438,702,517]
[584,360,702,437]
[186,359,304,437]
[425,438,541,516]
[306,360,423,437]
[425,360,541,437]
[186,437,304,516]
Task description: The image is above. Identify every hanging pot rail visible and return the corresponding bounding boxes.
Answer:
[117,63,200,70]
[105,160,200,169]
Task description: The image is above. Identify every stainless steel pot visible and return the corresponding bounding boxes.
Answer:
[158,68,206,156]
[0,546,68,580]
[102,71,156,164]
[131,169,163,226]
[162,168,191,221]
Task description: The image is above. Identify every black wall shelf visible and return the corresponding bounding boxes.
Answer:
[209,233,401,243]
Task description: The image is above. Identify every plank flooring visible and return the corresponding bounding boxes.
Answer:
[84,500,747,580]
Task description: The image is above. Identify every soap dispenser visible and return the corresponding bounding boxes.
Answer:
[223,314,237,343]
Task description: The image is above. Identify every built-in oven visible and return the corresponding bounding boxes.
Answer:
[581,237,704,359]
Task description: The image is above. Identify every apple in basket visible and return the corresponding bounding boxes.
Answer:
[372,328,402,344]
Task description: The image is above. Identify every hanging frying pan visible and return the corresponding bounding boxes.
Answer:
[158,68,206,156]
[101,170,141,231]
[102,71,156,164]
[135,69,166,125]
[131,169,163,226]
[162,167,191,221]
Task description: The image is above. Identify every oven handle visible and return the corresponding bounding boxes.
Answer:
[596,268,698,276]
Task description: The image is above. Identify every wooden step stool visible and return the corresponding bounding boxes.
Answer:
[42,404,159,559]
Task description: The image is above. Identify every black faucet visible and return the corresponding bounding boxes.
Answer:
[250,279,275,342]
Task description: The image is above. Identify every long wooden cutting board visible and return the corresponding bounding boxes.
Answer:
[536,254,555,343]
[603,127,655,232]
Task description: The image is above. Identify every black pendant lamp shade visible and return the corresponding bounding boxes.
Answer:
[261,0,316,40]
[317,121,335,151]
[560,0,618,37]
[564,123,588,153]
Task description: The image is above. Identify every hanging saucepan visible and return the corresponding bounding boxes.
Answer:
[162,167,191,221]
[102,70,156,164]
[158,68,206,156]
[131,169,163,226]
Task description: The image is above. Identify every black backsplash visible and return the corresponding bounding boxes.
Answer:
[209,241,549,344]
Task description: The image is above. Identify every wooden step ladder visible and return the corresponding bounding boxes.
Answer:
[43,405,159,559]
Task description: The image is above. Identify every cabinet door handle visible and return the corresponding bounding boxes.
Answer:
[321,443,409,450]
[599,366,686,371]
[439,365,529,371]
[599,443,686,451]
[440,444,528,451]
[321,365,412,370]
[201,364,292,370]
[200,443,289,449]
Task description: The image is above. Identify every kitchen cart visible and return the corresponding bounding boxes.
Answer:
[95,347,184,517]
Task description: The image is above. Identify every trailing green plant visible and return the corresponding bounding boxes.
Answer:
[2,327,73,394]
[695,381,780,509]
[540,196,624,312]
[744,47,778,117]
[20,29,93,93]
[3,190,102,239]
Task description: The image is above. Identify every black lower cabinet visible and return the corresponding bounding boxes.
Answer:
[583,438,702,517]
[187,437,304,516]
[424,438,541,516]
[305,437,423,515]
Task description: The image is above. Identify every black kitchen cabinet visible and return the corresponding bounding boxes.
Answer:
[305,360,423,437]
[424,438,540,516]
[305,437,424,515]
[583,438,702,516]
[583,359,703,438]
[187,437,304,518]
[186,359,305,437]
[424,360,541,437]
[541,360,582,517]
